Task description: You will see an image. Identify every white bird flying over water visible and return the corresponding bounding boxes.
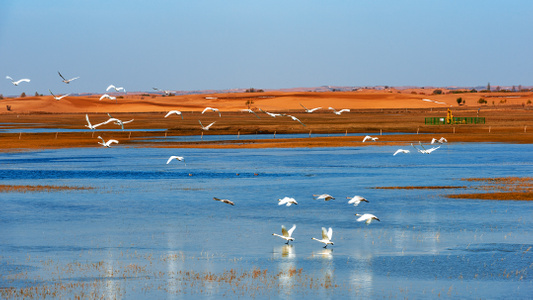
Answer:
[199,120,216,131]
[165,110,183,119]
[213,197,234,206]
[58,71,79,84]
[202,107,221,117]
[259,108,283,118]
[314,194,335,201]
[347,195,369,206]
[300,103,322,113]
[240,109,260,118]
[312,227,334,248]
[362,135,378,142]
[97,136,119,148]
[278,197,298,206]
[284,114,306,127]
[166,155,185,164]
[106,84,126,93]
[48,89,70,101]
[355,213,380,225]
[412,142,440,154]
[393,149,410,156]
[106,113,134,130]
[272,224,296,244]
[431,137,448,144]
[328,107,350,115]
[6,76,30,86]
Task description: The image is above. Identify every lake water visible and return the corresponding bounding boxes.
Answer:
[0,142,531,298]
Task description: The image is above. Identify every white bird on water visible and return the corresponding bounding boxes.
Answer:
[213,197,234,206]
[106,84,126,93]
[199,120,216,131]
[300,103,322,113]
[58,71,79,84]
[165,110,183,119]
[166,155,185,164]
[431,137,448,144]
[328,107,350,115]
[314,194,335,201]
[347,195,369,206]
[240,109,260,118]
[412,142,440,154]
[312,227,334,248]
[6,76,30,86]
[393,149,410,156]
[202,107,221,117]
[97,136,119,148]
[362,135,378,142]
[49,89,70,101]
[278,197,298,206]
[272,224,296,244]
[355,213,380,225]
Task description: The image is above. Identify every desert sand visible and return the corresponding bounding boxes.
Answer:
[0,90,532,150]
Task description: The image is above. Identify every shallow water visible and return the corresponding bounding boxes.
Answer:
[0,143,532,298]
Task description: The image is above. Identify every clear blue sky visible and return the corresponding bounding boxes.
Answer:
[1,0,532,95]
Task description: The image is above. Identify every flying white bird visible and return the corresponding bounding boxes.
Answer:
[278,197,298,206]
[355,213,380,225]
[272,224,296,244]
[106,113,134,130]
[97,136,119,148]
[431,137,448,144]
[99,94,117,102]
[300,103,322,113]
[362,135,378,142]
[165,110,183,119]
[328,107,350,115]
[6,76,30,86]
[259,108,283,118]
[347,195,369,206]
[240,109,260,118]
[106,84,126,93]
[152,87,174,96]
[393,149,410,156]
[213,197,234,206]
[199,120,216,131]
[314,194,335,201]
[166,155,185,164]
[48,89,70,101]
[312,227,334,248]
[284,114,306,127]
[202,107,221,117]
[412,142,440,154]
[57,71,79,84]
[85,114,112,130]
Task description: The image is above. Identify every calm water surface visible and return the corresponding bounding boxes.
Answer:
[0,143,531,298]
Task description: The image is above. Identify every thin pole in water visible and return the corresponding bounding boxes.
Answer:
[19,132,21,140]
[238,131,240,139]
[129,132,132,139]
[55,132,58,139]
[274,131,276,138]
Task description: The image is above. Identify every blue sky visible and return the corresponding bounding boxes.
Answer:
[1,0,532,95]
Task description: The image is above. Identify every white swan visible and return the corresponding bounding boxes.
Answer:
[213,197,234,206]
[285,114,306,127]
[393,149,410,156]
[240,109,260,118]
[97,136,119,148]
[362,135,378,142]
[412,142,440,154]
[431,137,448,144]
[58,71,79,84]
[259,108,283,118]
[6,76,30,86]
[48,89,70,101]
[165,110,183,119]
[347,195,369,206]
[166,156,184,164]
[314,194,335,201]
[85,114,112,130]
[99,94,117,101]
[278,197,298,206]
[355,213,380,225]
[106,84,126,93]
[312,227,334,248]
[328,107,350,115]
[272,224,296,244]
[300,103,322,113]
[202,107,221,117]
[199,120,216,131]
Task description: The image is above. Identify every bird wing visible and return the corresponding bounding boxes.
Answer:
[393,149,402,156]
[440,137,447,143]
[426,146,440,153]
[198,120,204,128]
[164,111,174,118]
[6,76,13,81]
[431,138,437,144]
[321,227,328,240]
[85,114,92,127]
[58,71,66,80]
[281,225,289,237]
[287,224,296,237]
[99,94,110,100]
[339,109,350,114]
[363,136,371,142]
[58,94,70,100]
[327,227,333,240]
[328,107,336,112]
[201,107,210,114]
[206,121,216,129]
[309,107,321,112]
[106,85,115,91]
[67,76,79,82]
[278,197,288,205]
[122,119,134,124]
[300,103,308,111]
[166,156,177,164]
[108,139,119,145]
[48,89,56,97]
[15,79,30,84]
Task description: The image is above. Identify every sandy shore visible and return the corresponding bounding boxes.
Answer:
[0,90,531,150]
